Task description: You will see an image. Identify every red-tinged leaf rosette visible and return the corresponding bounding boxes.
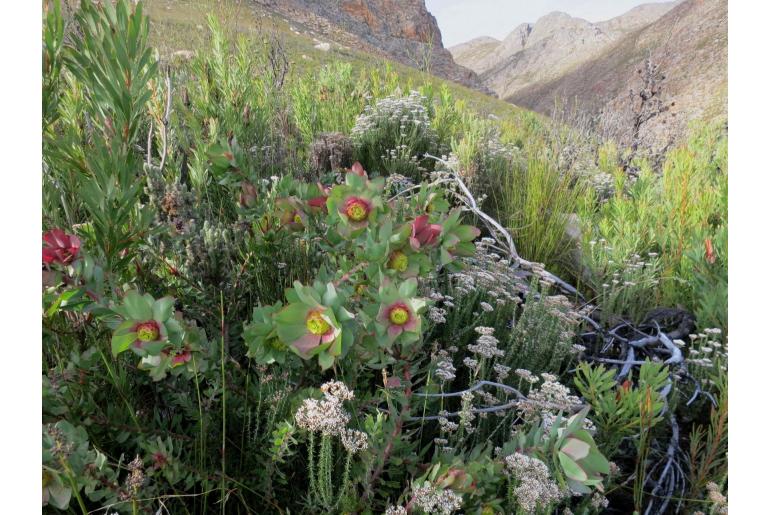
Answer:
[43,229,81,266]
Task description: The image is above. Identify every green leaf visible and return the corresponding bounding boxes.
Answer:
[561,437,590,460]
[111,324,136,356]
[398,278,418,298]
[453,225,481,241]
[582,449,611,475]
[558,451,588,482]
[123,290,152,320]
[47,482,72,510]
[152,296,175,322]
[293,283,319,307]
[318,351,335,370]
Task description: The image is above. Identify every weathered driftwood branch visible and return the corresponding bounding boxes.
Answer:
[414,380,524,399]
[422,153,583,300]
[644,412,685,515]
[409,380,525,421]
[410,380,588,421]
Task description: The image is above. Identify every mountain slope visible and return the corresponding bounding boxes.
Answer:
[143,0,510,116]
[449,3,675,98]
[257,0,489,91]
[509,0,727,141]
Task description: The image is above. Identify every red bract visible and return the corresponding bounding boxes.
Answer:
[409,215,441,250]
[307,185,330,213]
[171,349,192,366]
[705,238,716,264]
[42,229,81,266]
[239,181,258,208]
[349,161,367,178]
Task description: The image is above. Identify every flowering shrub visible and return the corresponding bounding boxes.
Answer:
[243,161,479,371]
[109,291,210,380]
[352,91,438,180]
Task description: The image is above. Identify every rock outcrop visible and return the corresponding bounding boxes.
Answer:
[258,0,490,92]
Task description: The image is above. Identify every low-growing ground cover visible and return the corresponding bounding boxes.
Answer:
[42,1,727,513]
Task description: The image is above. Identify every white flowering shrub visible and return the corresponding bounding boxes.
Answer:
[351,90,438,180]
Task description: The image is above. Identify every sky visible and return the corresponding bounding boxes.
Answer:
[425,0,674,47]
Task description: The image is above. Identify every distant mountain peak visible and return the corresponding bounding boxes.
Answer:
[450,2,675,83]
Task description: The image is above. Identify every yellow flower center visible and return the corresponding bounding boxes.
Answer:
[389,306,410,326]
[293,213,302,224]
[136,321,160,342]
[306,311,331,335]
[388,251,409,272]
[345,198,369,222]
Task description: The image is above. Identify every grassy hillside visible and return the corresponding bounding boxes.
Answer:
[144,0,521,120]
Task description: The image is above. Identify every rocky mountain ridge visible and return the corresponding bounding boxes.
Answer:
[449,2,676,99]
[256,0,490,92]
[509,0,727,143]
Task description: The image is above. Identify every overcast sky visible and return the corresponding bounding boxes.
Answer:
[426,0,673,47]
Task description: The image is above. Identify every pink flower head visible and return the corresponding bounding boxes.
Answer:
[276,198,306,231]
[377,301,418,339]
[409,215,441,250]
[165,347,192,367]
[292,309,340,356]
[133,320,161,349]
[341,196,372,224]
[42,229,81,266]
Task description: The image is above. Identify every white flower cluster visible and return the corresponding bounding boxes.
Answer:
[515,368,540,384]
[468,327,504,359]
[437,410,459,433]
[504,453,566,514]
[340,428,369,455]
[384,506,408,515]
[590,492,610,510]
[449,239,527,304]
[458,391,476,434]
[518,378,582,427]
[295,381,354,437]
[428,306,447,324]
[687,329,727,371]
[706,482,728,514]
[494,363,511,381]
[320,380,354,401]
[351,91,434,140]
[412,482,463,515]
[435,355,457,383]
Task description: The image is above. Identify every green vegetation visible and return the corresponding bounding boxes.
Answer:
[42,1,727,514]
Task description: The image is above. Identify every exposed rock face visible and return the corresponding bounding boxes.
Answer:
[510,0,727,143]
[449,3,675,98]
[258,0,490,92]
